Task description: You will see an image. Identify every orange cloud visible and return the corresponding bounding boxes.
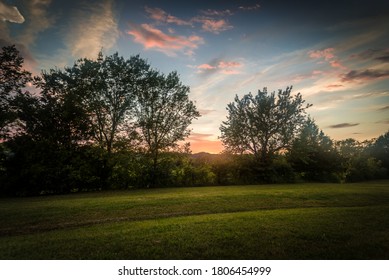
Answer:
[128,23,204,56]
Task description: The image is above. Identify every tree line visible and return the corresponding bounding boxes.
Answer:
[1,45,388,196]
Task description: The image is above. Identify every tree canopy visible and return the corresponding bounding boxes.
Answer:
[0,45,31,138]
[220,86,311,164]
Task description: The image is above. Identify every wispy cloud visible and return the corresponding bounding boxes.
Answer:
[238,3,261,11]
[197,63,216,70]
[17,0,53,46]
[328,123,359,129]
[145,6,192,26]
[195,59,243,75]
[198,109,216,115]
[376,119,389,125]
[0,0,52,73]
[128,23,204,56]
[144,6,234,35]
[325,84,344,89]
[350,48,389,63]
[0,1,24,23]
[194,17,232,34]
[201,9,233,16]
[341,69,389,82]
[378,105,389,111]
[64,0,119,59]
[308,48,346,69]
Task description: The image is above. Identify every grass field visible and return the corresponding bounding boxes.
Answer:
[0,181,388,259]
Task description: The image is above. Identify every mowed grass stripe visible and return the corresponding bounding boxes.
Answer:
[1,181,388,236]
[0,205,388,259]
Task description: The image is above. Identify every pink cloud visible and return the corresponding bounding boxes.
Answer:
[309,48,347,69]
[145,6,192,26]
[128,23,203,56]
[218,61,242,68]
[197,18,232,34]
[198,64,216,70]
[326,84,344,89]
[329,60,346,69]
[309,48,335,60]
[196,59,242,75]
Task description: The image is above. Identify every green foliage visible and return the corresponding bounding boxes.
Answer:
[135,70,200,186]
[336,138,387,182]
[0,45,32,139]
[288,118,342,182]
[220,86,311,164]
[369,130,389,177]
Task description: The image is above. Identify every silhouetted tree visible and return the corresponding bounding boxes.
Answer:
[135,70,200,187]
[220,86,311,165]
[39,52,150,154]
[0,45,32,139]
[369,130,389,176]
[336,138,385,182]
[288,118,341,182]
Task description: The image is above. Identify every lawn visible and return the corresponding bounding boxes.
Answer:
[0,181,388,259]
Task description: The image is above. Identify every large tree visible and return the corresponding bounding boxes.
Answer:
[287,118,341,181]
[0,45,32,139]
[36,52,150,153]
[135,70,200,186]
[220,86,311,164]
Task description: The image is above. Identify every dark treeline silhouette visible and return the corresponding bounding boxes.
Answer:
[1,45,388,196]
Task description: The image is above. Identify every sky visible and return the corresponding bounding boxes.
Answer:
[1,0,389,153]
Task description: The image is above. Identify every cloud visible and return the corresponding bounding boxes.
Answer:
[341,69,389,82]
[64,0,119,59]
[0,0,52,73]
[309,48,346,69]
[378,105,389,111]
[239,4,261,11]
[196,59,242,75]
[17,0,53,46]
[197,64,216,70]
[145,6,192,26]
[128,23,204,56]
[0,1,24,23]
[193,17,233,34]
[218,61,241,68]
[189,132,215,141]
[309,48,335,60]
[376,119,389,125]
[201,9,233,16]
[326,84,343,89]
[328,123,359,129]
[198,109,216,115]
[144,6,235,35]
[351,48,389,63]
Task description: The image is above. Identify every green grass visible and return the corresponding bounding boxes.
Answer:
[0,181,388,259]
